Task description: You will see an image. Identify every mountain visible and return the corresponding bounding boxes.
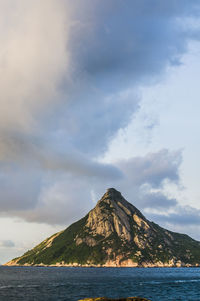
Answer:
[5,188,200,267]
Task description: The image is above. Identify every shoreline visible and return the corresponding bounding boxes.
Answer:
[5,255,200,268]
[4,262,200,268]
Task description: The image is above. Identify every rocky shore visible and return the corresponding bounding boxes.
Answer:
[5,259,199,268]
[79,297,150,301]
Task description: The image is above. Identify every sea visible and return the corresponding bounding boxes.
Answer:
[0,266,200,301]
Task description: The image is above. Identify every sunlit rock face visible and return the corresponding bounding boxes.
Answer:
[5,188,200,267]
[86,188,134,241]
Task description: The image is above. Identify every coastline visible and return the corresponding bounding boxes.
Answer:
[4,260,200,268]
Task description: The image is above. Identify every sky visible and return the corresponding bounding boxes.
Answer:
[1,0,200,263]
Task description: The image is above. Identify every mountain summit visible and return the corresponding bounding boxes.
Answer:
[5,188,200,267]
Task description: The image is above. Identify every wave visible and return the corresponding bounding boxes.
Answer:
[0,284,40,290]
[139,278,200,285]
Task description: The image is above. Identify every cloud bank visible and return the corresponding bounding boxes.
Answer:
[0,1,200,229]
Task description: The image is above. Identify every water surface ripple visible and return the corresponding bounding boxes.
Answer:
[0,266,200,301]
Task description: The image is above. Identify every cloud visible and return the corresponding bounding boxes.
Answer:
[0,240,15,248]
[0,1,199,154]
[145,204,200,240]
[0,169,42,211]
[138,191,178,209]
[63,90,140,155]
[11,177,94,225]
[68,0,200,87]
[0,0,69,132]
[109,149,182,212]
[0,1,199,226]
[150,205,200,226]
[117,149,182,188]
[0,149,182,225]
[0,131,123,180]
[59,0,200,155]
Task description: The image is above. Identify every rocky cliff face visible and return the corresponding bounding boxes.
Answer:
[5,188,200,267]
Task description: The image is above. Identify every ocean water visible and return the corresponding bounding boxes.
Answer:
[0,267,200,301]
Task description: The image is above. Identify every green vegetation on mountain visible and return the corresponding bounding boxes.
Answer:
[6,188,200,267]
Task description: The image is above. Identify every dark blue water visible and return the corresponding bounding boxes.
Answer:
[0,267,200,301]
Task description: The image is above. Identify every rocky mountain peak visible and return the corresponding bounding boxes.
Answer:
[6,188,200,268]
[97,188,145,220]
[97,188,123,207]
[98,188,132,209]
[104,188,122,200]
[86,188,148,243]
